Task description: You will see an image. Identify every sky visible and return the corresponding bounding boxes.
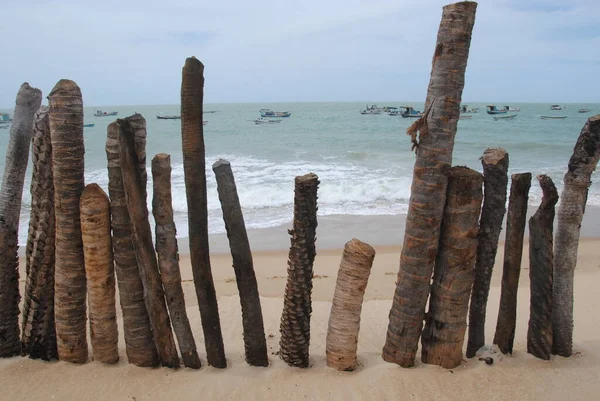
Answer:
[1,0,599,107]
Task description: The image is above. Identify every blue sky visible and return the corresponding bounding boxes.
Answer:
[1,0,599,107]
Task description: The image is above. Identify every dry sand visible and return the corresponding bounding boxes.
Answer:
[2,239,600,400]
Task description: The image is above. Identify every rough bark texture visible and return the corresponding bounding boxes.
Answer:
[421,167,483,369]
[0,83,42,357]
[21,106,58,361]
[553,115,600,357]
[326,239,375,371]
[181,56,226,368]
[466,148,509,358]
[279,173,319,368]
[493,173,532,354]
[48,79,88,363]
[106,116,158,367]
[528,175,558,360]
[81,184,119,364]
[383,1,478,368]
[118,119,180,369]
[213,159,268,367]
[152,154,201,369]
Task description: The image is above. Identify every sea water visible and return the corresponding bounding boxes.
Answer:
[0,102,597,244]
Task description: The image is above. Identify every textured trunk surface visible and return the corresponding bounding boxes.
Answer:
[21,106,58,360]
[213,159,268,367]
[421,167,483,369]
[466,148,509,358]
[106,116,157,367]
[181,57,226,368]
[81,184,119,364]
[279,173,319,368]
[493,173,532,354]
[118,119,179,369]
[326,239,375,371]
[0,83,42,357]
[48,80,88,363]
[553,115,600,357]
[383,1,477,368]
[528,175,558,360]
[152,154,201,369]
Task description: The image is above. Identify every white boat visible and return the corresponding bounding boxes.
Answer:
[493,114,517,121]
[504,105,520,112]
[260,109,291,118]
[460,105,479,113]
[550,105,562,110]
[254,118,281,125]
[360,105,383,115]
[541,115,567,120]
[94,110,118,117]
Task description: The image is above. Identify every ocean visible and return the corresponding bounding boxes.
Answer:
[1,102,598,245]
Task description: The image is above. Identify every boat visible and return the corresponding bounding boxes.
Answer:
[157,115,181,120]
[541,115,567,120]
[493,114,517,121]
[94,110,118,117]
[550,105,562,110]
[459,115,473,120]
[360,105,383,115]
[398,106,423,118]
[486,105,508,115]
[578,108,592,113]
[254,118,281,125]
[83,123,95,127]
[260,108,291,118]
[0,112,12,122]
[460,105,479,113]
[504,105,520,112]
[203,110,217,114]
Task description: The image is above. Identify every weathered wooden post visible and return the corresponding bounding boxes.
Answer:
[528,175,558,360]
[466,148,509,358]
[0,83,42,357]
[118,118,180,369]
[421,166,483,369]
[48,79,88,363]
[21,106,58,361]
[326,238,375,371]
[280,173,319,368]
[152,153,201,369]
[212,159,268,367]
[106,115,158,367]
[81,184,119,364]
[493,173,532,354]
[181,56,226,368]
[553,115,600,357]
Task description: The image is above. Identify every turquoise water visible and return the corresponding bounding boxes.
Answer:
[1,102,598,243]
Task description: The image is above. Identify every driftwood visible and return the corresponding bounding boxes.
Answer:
[383,1,478,368]
[280,173,319,368]
[48,79,88,363]
[106,116,157,367]
[118,118,179,369]
[528,175,558,360]
[0,83,42,357]
[212,159,268,367]
[21,106,58,360]
[493,173,532,354]
[81,184,119,364]
[466,148,509,358]
[326,239,375,371]
[553,115,600,357]
[181,56,226,368]
[421,166,483,369]
[152,154,201,369]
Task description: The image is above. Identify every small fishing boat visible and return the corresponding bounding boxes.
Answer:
[398,106,423,118]
[83,123,95,127]
[94,110,118,117]
[493,114,517,121]
[360,105,383,115]
[541,115,567,120]
[254,118,281,125]
[459,115,473,120]
[260,108,291,118]
[157,115,181,120]
[486,105,508,115]
[504,105,520,112]
[578,108,592,113]
[550,105,562,110]
[0,112,12,122]
[460,105,479,113]
[203,110,217,114]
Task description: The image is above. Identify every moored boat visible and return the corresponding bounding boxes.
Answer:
[486,105,508,115]
[398,106,423,118]
[260,108,291,118]
[460,105,479,113]
[360,105,383,115]
[550,104,563,110]
[0,112,12,122]
[459,115,473,120]
[578,108,591,113]
[94,110,118,117]
[493,114,517,121]
[541,115,567,120]
[254,118,281,124]
[504,105,520,112]
[157,115,181,120]
[83,123,95,127]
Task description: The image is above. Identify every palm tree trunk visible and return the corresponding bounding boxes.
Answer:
[118,118,180,369]
[493,173,532,354]
[106,116,158,367]
[0,83,42,357]
[181,56,226,368]
[212,159,268,367]
[21,106,58,361]
[421,166,483,369]
[152,153,201,369]
[528,175,558,360]
[553,115,600,357]
[81,184,119,364]
[383,1,478,368]
[466,148,509,358]
[279,173,319,368]
[49,79,88,363]
[326,238,375,371]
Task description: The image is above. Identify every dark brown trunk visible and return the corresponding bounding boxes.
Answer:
[493,173,532,354]
[118,118,179,369]
[152,153,201,369]
[181,56,226,368]
[466,148,509,358]
[212,159,268,367]
[279,173,319,368]
[528,175,558,360]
